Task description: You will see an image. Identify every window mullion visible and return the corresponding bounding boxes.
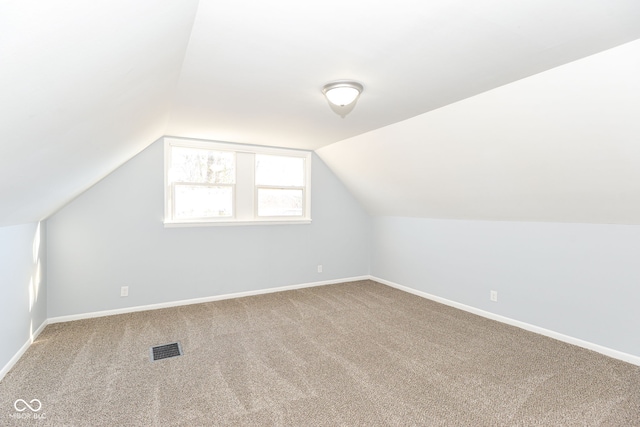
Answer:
[235,152,255,221]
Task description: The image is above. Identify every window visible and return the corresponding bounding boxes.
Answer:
[169,147,235,220]
[164,138,311,226]
[255,154,305,217]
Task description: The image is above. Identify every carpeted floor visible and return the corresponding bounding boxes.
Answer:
[1,280,639,426]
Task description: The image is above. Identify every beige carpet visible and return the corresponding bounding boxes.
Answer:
[1,280,639,426]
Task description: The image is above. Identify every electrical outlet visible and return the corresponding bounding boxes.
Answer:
[317,265,323,273]
[490,290,498,302]
[121,286,129,297]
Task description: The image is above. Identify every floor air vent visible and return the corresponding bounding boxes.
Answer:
[150,342,183,361]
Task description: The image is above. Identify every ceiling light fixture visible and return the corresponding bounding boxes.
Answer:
[322,80,363,118]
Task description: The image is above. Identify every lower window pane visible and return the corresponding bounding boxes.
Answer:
[175,185,233,219]
[257,188,303,217]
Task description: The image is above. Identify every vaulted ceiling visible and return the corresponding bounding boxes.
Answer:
[2,1,640,226]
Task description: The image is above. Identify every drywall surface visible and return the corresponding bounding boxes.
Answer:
[371,216,640,357]
[0,222,47,375]
[317,39,640,224]
[47,140,370,317]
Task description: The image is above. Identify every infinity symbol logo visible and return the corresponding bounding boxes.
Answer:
[14,399,42,412]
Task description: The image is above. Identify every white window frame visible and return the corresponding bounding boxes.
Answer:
[164,137,311,227]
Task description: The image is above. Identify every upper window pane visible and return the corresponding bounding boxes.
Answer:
[170,147,235,184]
[255,155,304,187]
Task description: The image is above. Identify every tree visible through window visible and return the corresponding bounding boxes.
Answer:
[168,147,235,220]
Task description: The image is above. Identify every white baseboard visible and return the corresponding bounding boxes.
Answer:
[7,274,637,384]
[0,319,49,382]
[48,275,370,324]
[6,277,368,381]
[370,275,640,367]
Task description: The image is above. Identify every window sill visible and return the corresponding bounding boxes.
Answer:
[163,218,312,228]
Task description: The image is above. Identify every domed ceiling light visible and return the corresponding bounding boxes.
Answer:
[322,80,363,118]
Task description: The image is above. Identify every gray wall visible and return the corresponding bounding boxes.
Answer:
[18,136,639,363]
[47,140,370,318]
[371,216,640,357]
[0,222,47,374]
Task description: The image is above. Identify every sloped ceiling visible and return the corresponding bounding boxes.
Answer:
[0,0,200,226]
[2,1,640,226]
[317,39,640,224]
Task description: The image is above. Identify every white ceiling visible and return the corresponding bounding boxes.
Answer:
[0,0,199,226]
[317,39,640,224]
[2,1,640,226]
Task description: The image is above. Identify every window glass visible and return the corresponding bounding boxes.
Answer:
[255,155,304,186]
[174,185,233,219]
[170,147,235,184]
[257,188,303,217]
